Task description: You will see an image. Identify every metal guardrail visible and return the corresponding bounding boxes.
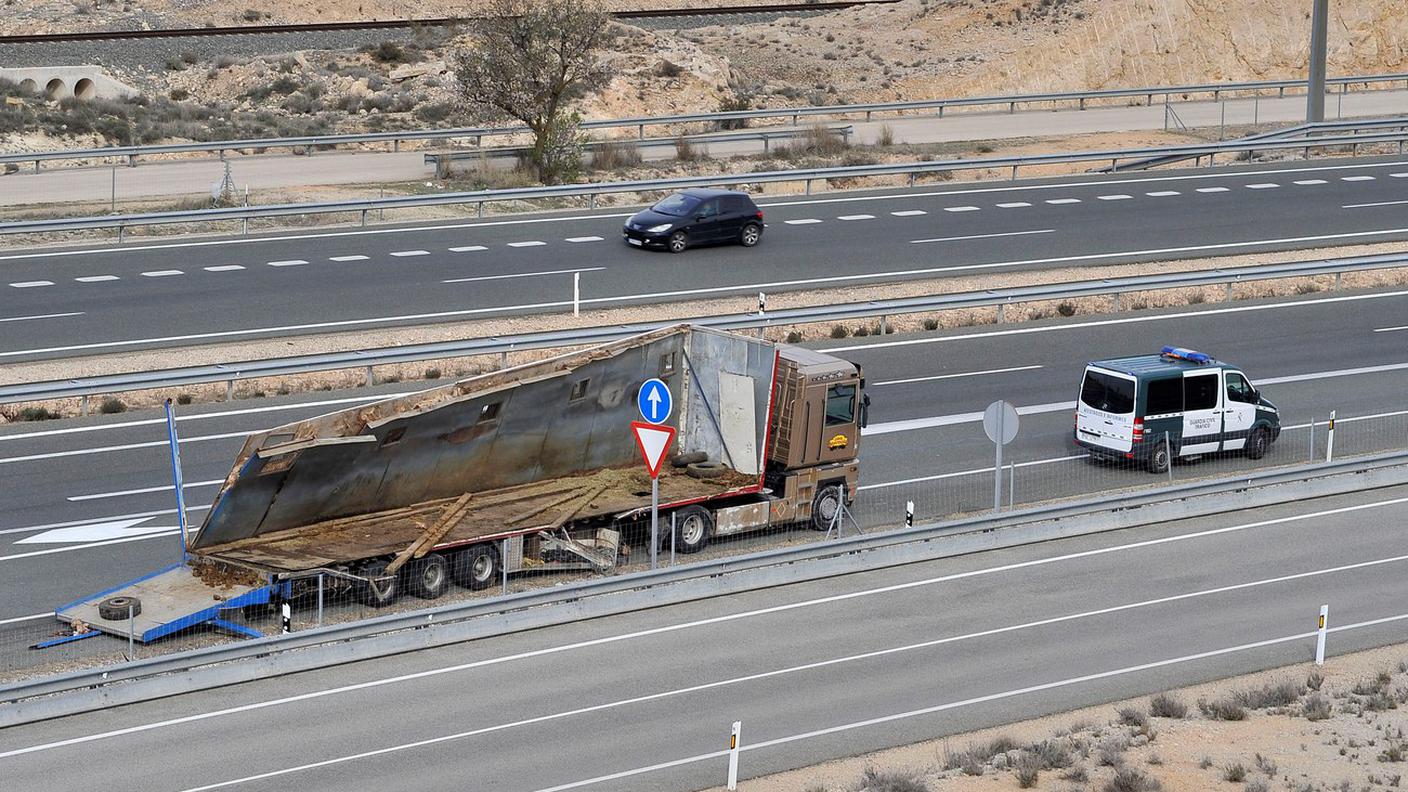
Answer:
[6,251,1405,405]
[5,449,1405,723]
[1109,117,1408,171]
[4,72,1406,170]
[5,130,1408,239]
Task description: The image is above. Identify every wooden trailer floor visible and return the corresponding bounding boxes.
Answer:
[201,466,757,572]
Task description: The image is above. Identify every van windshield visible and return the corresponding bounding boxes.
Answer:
[1080,370,1135,414]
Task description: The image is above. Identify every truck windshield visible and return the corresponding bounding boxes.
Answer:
[825,383,856,425]
[651,193,701,216]
[1080,370,1135,414]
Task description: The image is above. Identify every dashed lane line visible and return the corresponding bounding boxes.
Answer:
[388,251,429,258]
[328,255,369,262]
[1294,179,1328,185]
[448,246,487,253]
[9,281,53,288]
[943,206,981,213]
[265,260,307,267]
[140,270,183,277]
[507,241,547,248]
[1343,199,1408,209]
[1196,187,1230,193]
[890,210,926,216]
[203,265,245,272]
[565,236,604,243]
[784,219,823,225]
[1096,195,1132,201]
[1246,183,1280,189]
[1146,191,1180,197]
[1045,198,1081,205]
[1342,175,1377,182]
[73,275,118,283]
[995,202,1032,208]
[0,312,82,324]
[837,214,875,220]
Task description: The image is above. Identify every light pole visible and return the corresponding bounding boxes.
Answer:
[1306,0,1329,122]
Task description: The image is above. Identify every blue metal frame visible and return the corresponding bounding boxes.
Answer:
[208,619,264,640]
[31,631,102,650]
[137,583,275,643]
[54,561,185,614]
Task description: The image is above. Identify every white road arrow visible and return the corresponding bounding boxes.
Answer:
[15,516,177,544]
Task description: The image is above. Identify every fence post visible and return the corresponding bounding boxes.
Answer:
[1315,604,1329,665]
[670,511,676,566]
[316,574,324,627]
[128,604,135,657]
[1308,418,1316,460]
[1008,459,1015,508]
[727,721,743,791]
[501,538,509,595]
[1164,432,1173,483]
[1325,410,1336,461]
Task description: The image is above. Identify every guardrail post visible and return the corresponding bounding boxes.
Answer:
[226,380,234,401]
[33,159,40,173]
[393,139,400,153]
[637,123,644,139]
[1225,282,1234,301]
[1008,101,1015,113]
[117,224,125,243]
[365,366,374,387]
[1112,293,1121,312]
[907,172,916,187]
[477,202,484,219]
[128,604,135,657]
[865,110,871,122]
[937,105,944,118]
[879,315,887,335]
[589,194,596,209]
[996,303,1005,324]
[127,154,136,167]
[80,395,89,416]
[805,179,812,196]
[1079,97,1086,110]
[1279,86,1286,98]
[360,210,367,227]
[1011,165,1018,180]
[1334,272,1341,291]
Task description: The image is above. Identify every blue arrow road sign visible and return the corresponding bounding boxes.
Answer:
[637,378,672,425]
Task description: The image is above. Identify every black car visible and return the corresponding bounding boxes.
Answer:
[622,189,764,253]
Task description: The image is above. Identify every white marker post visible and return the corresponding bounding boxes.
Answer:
[1325,410,1336,461]
[905,500,914,527]
[573,271,581,317]
[1315,604,1329,666]
[727,720,742,790]
[281,602,292,635]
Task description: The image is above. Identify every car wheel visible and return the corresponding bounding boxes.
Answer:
[667,230,688,254]
[740,223,762,247]
[1146,444,1171,474]
[1245,427,1270,460]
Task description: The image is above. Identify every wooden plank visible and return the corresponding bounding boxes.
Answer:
[385,493,474,575]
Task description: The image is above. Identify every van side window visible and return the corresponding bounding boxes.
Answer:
[825,384,856,425]
[1225,373,1255,403]
[1184,375,1219,411]
[1146,378,1183,415]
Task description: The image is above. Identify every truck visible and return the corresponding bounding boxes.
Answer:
[54,325,869,644]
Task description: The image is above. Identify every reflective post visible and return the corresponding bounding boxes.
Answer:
[1325,410,1336,461]
[727,721,742,790]
[1315,604,1329,665]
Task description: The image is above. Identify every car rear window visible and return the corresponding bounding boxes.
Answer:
[1080,370,1135,414]
[652,194,701,216]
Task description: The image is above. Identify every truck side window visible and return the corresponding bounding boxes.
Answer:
[1225,373,1254,403]
[1184,375,1219,411]
[825,383,856,426]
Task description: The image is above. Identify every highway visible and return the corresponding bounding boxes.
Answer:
[3,155,1408,362]
[1,284,1403,653]
[4,484,1408,792]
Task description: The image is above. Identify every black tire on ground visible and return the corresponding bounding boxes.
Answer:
[810,484,844,531]
[1146,443,1171,474]
[97,596,141,621]
[358,560,401,608]
[1245,427,1271,460]
[667,230,688,254]
[450,543,500,591]
[686,461,727,479]
[739,223,762,247]
[671,505,713,554]
[406,553,450,600]
[670,450,709,468]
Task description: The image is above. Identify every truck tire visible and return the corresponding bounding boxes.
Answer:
[406,553,450,600]
[97,596,141,621]
[1146,444,1171,475]
[358,560,401,608]
[670,450,708,468]
[1245,427,1271,460]
[450,544,500,591]
[810,484,844,532]
[686,461,727,479]
[672,505,713,554]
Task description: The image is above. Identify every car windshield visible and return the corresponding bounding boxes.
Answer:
[651,194,702,217]
[1080,370,1135,414]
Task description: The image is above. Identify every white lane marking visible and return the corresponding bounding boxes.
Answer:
[328,255,369,262]
[871,364,1043,387]
[140,270,183,277]
[507,241,547,247]
[203,265,245,272]
[0,530,182,561]
[1146,190,1180,197]
[16,500,1408,763]
[829,289,1408,352]
[532,613,1408,792]
[448,245,488,252]
[74,275,119,283]
[1342,175,1376,182]
[1096,194,1132,201]
[784,218,823,225]
[862,453,1083,490]
[943,206,981,212]
[0,431,250,465]
[265,260,308,267]
[837,214,874,220]
[565,236,603,243]
[1343,199,1408,209]
[0,612,50,626]
[388,250,429,258]
[1376,325,1408,333]
[14,231,1408,362]
[443,266,606,284]
[1246,183,1279,189]
[0,506,207,538]
[16,517,178,544]
[1294,179,1328,185]
[1391,173,1408,178]
[0,311,82,323]
[67,479,224,503]
[995,202,1031,208]
[890,210,926,216]
[866,400,1074,435]
[1196,187,1230,193]
[910,229,1054,245]
[9,281,53,288]
[1256,364,1408,385]
[1045,198,1081,205]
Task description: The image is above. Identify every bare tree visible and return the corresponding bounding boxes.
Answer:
[451,0,614,183]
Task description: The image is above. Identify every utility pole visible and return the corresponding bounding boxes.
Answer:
[1306,0,1329,122]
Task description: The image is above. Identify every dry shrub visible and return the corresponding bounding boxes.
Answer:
[1148,693,1187,719]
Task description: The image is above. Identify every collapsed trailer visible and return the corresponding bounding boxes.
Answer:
[56,325,868,643]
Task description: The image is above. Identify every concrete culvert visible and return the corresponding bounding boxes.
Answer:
[73,77,95,100]
[17,78,37,95]
[44,77,66,99]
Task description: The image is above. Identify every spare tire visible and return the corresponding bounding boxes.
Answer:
[670,450,709,468]
[686,461,727,479]
[97,596,141,621]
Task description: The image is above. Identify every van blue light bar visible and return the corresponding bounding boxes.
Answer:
[1160,346,1212,364]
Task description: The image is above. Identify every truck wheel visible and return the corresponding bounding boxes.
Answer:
[1245,427,1271,460]
[672,505,713,554]
[686,461,726,479]
[1146,444,1171,475]
[97,596,141,621]
[451,544,500,591]
[358,560,401,608]
[406,553,450,600]
[810,484,844,531]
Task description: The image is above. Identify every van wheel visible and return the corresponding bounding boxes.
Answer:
[1245,427,1270,460]
[450,544,500,591]
[358,560,401,608]
[406,554,449,600]
[1146,445,1171,474]
[740,223,762,247]
[667,230,688,253]
[672,505,713,554]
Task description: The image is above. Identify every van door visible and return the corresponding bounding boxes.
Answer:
[1181,372,1222,454]
[1221,371,1258,450]
[1076,367,1137,453]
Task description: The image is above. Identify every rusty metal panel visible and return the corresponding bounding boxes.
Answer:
[713,501,772,537]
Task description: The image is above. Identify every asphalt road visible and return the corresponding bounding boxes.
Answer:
[1,285,1403,648]
[5,484,1408,792]
[3,155,1408,362]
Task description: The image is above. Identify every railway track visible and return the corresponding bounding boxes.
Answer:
[0,1,896,44]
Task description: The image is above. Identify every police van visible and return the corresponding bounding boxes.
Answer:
[1074,346,1281,473]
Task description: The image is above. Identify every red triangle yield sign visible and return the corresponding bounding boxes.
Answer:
[631,421,676,479]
